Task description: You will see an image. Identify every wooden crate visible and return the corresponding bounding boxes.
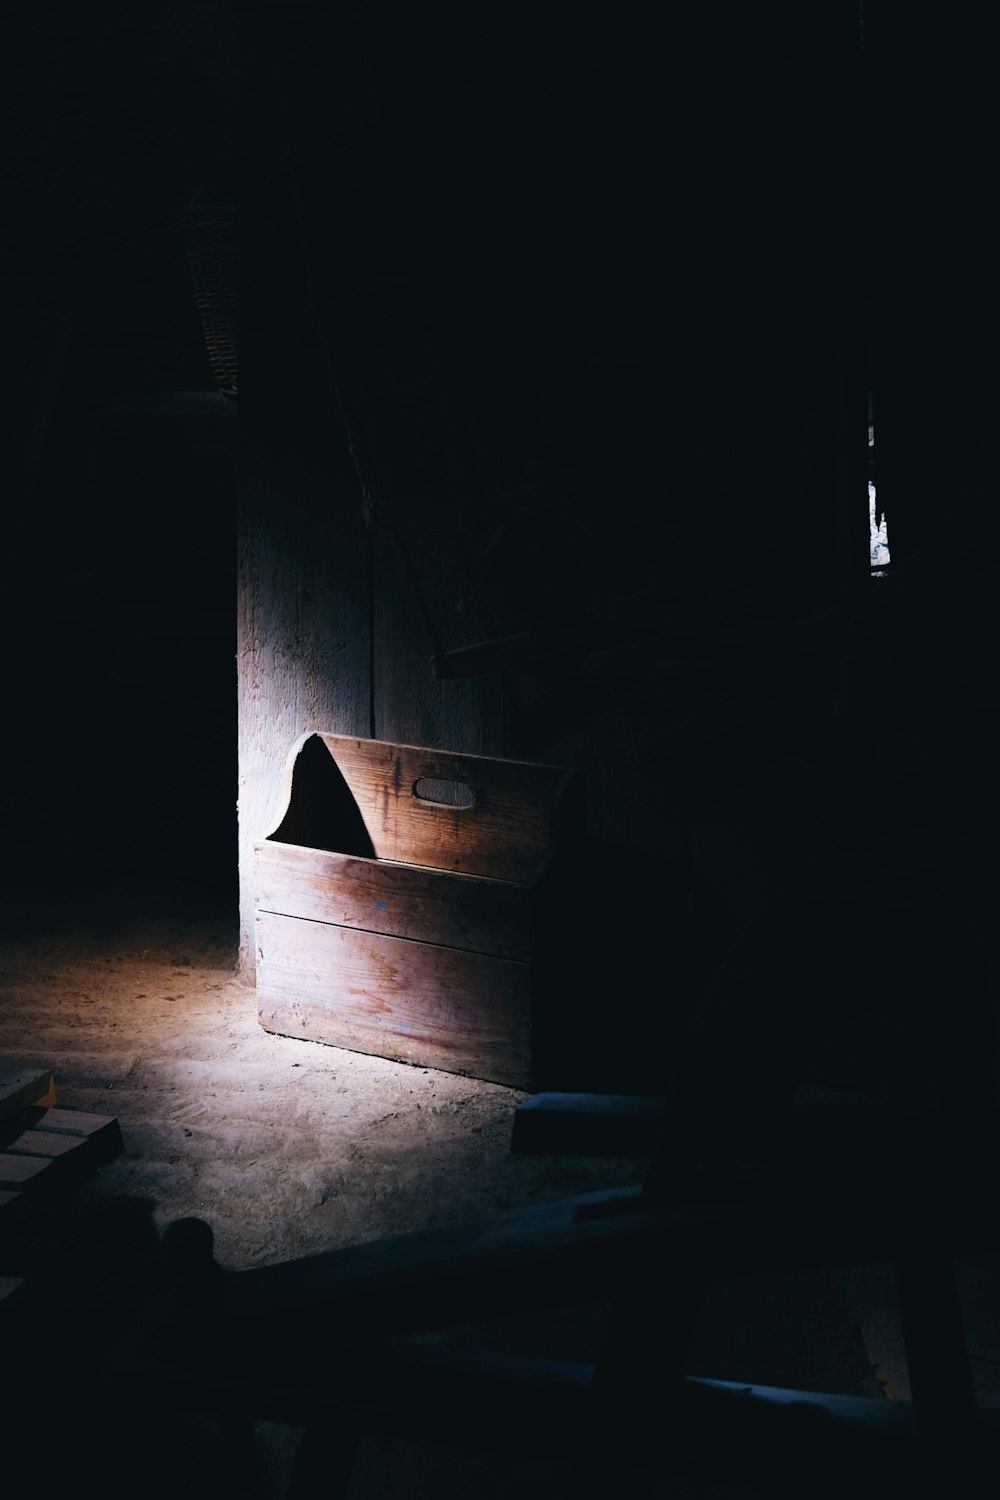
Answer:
[254,733,581,1087]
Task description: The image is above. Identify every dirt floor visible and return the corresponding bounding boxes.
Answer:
[0,875,932,1498]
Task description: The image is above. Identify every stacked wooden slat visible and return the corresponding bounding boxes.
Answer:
[0,1068,123,1234]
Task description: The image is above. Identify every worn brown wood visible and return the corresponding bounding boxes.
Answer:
[309,734,574,884]
[255,841,531,961]
[255,733,578,1083]
[372,514,506,756]
[257,909,531,1084]
[237,254,373,971]
[0,1069,56,1121]
[362,277,506,758]
[21,1107,123,1161]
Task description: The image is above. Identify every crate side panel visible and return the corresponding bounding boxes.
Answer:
[256,911,532,1087]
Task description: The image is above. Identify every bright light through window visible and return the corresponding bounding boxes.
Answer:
[869,400,889,576]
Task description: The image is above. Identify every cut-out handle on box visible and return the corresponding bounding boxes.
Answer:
[300,733,579,883]
[413,777,476,809]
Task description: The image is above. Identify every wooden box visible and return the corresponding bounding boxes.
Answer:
[254,733,581,1088]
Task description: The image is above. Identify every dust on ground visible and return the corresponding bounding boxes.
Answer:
[0,879,657,1500]
[0,879,642,1268]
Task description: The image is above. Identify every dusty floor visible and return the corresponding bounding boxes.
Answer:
[0,875,954,1498]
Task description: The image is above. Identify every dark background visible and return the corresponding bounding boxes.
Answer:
[0,2,996,969]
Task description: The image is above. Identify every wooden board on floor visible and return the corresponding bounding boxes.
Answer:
[19,1108,123,1162]
[0,1154,52,1190]
[4,1129,91,1162]
[0,1069,56,1121]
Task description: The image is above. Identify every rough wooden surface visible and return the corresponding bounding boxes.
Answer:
[278,733,575,884]
[372,506,504,756]
[256,909,531,1086]
[21,1108,123,1161]
[0,1069,56,1120]
[255,840,532,961]
[237,292,372,972]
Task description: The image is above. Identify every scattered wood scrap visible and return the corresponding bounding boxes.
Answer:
[0,1108,123,1190]
[19,1107,124,1164]
[0,1088,123,1236]
[0,1068,56,1121]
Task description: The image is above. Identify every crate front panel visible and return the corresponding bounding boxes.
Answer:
[255,840,531,962]
[256,910,532,1086]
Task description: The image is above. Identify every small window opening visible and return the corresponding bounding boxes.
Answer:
[869,391,890,576]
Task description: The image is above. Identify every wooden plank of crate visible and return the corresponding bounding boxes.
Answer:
[315,735,576,885]
[255,841,532,961]
[20,1108,123,1161]
[0,1069,56,1121]
[257,909,531,1087]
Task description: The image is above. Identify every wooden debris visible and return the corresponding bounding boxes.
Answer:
[0,1155,51,1190]
[0,1107,123,1199]
[4,1128,91,1162]
[0,1069,56,1121]
[20,1107,124,1163]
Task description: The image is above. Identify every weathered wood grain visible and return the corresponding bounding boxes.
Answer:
[255,841,531,962]
[362,277,506,759]
[21,1108,123,1161]
[256,909,531,1086]
[237,215,373,970]
[307,734,575,884]
[373,512,505,759]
